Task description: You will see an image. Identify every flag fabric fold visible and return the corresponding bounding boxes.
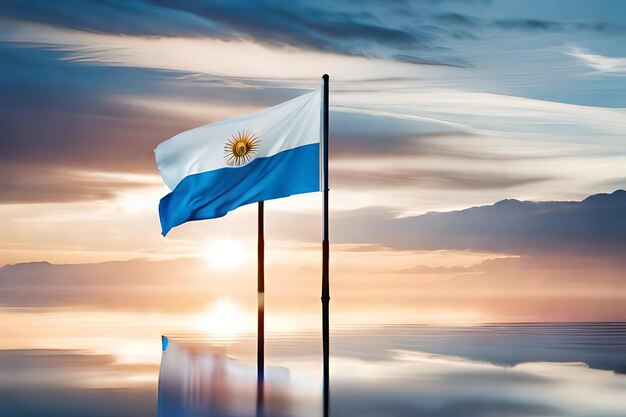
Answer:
[155,89,321,235]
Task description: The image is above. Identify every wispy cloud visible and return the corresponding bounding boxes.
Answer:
[567,46,626,73]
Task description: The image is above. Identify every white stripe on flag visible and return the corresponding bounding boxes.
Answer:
[155,88,321,191]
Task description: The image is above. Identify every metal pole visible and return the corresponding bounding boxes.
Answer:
[321,74,330,417]
[257,201,265,416]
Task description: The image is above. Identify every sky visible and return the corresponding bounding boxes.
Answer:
[0,0,626,382]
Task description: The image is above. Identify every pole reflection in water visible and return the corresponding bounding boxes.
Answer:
[158,336,291,417]
[256,377,265,417]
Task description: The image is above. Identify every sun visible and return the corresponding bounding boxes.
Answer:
[202,239,246,271]
[224,129,259,166]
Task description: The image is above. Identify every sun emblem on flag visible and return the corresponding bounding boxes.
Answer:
[224,129,259,167]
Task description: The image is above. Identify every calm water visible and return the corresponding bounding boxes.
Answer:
[2,323,626,417]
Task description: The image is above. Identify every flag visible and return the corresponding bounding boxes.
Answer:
[155,89,321,235]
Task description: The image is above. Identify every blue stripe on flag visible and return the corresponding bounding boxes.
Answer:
[159,143,319,235]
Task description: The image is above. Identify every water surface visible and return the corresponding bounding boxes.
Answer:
[2,323,626,417]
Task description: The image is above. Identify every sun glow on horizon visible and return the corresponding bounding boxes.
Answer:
[197,299,251,341]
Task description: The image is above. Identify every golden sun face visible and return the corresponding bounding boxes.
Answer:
[224,129,259,167]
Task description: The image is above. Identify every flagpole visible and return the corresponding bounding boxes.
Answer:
[257,200,265,416]
[321,74,330,417]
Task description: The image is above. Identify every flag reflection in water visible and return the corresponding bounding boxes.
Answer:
[158,336,291,417]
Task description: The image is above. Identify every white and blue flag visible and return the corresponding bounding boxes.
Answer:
[155,89,321,235]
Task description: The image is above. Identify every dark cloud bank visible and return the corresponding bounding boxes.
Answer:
[333,189,626,255]
[0,0,447,64]
[2,0,622,63]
